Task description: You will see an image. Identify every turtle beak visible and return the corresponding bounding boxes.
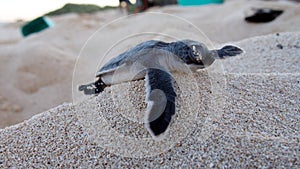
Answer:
[196,55,203,62]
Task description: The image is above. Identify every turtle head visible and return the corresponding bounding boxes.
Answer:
[181,40,215,69]
[181,40,244,69]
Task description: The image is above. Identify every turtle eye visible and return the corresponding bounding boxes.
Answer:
[192,45,199,56]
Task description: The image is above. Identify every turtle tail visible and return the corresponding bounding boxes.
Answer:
[78,78,107,95]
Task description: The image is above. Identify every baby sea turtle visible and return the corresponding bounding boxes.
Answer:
[79,40,243,139]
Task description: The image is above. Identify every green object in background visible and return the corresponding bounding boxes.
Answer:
[21,17,54,37]
[178,0,224,6]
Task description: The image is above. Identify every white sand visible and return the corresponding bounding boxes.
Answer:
[0,0,299,127]
[0,0,299,167]
[0,31,299,167]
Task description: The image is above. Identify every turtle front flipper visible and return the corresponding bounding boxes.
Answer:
[144,68,177,139]
[78,77,107,95]
[212,45,244,59]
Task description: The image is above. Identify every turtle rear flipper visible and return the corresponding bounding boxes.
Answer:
[78,78,107,95]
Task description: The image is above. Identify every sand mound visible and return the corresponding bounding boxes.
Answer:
[0,31,299,168]
[1,0,300,128]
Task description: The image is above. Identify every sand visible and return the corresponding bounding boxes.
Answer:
[1,0,300,127]
[0,0,299,168]
[1,31,299,168]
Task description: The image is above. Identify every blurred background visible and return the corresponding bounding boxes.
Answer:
[1,0,180,22]
[0,0,120,22]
